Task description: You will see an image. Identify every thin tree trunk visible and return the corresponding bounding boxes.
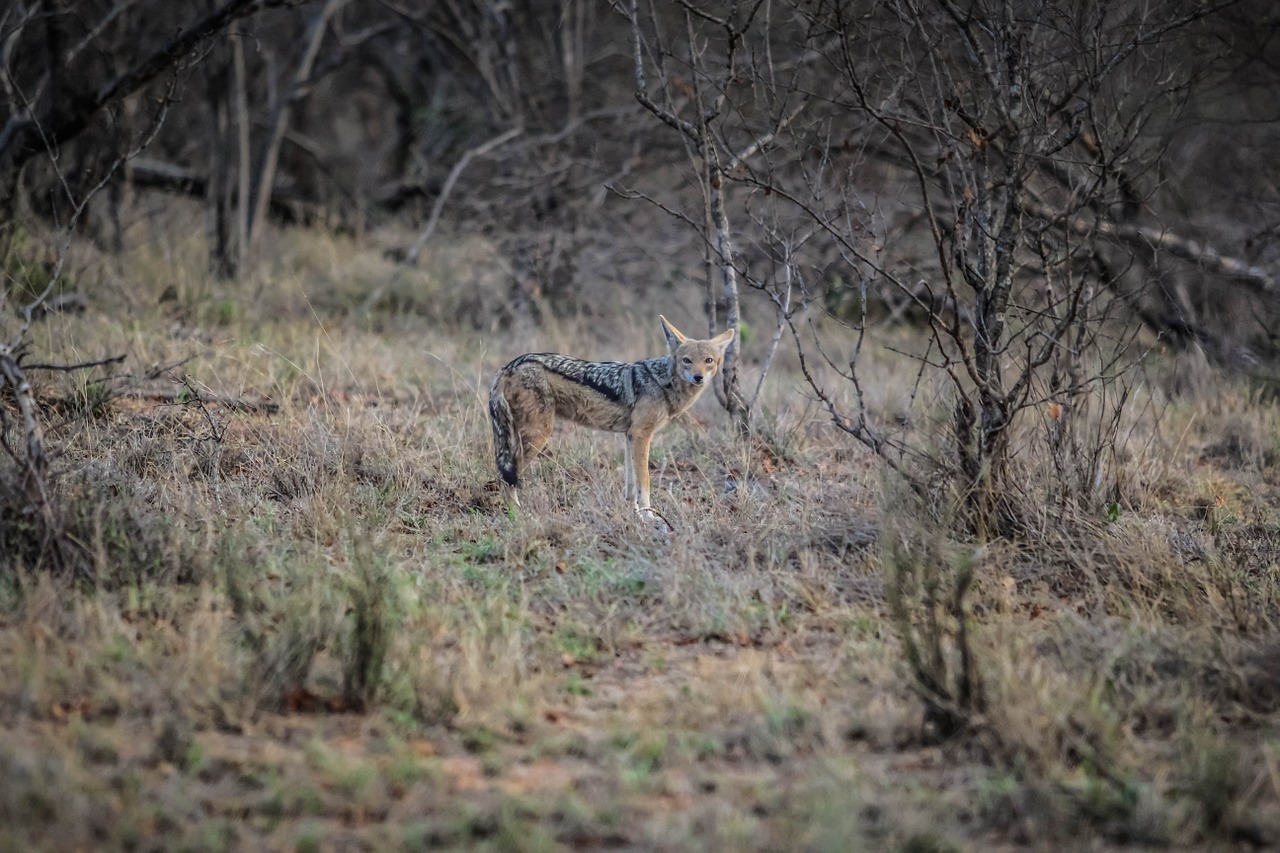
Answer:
[206,44,235,278]
[243,0,346,264]
[707,159,748,432]
[233,33,252,274]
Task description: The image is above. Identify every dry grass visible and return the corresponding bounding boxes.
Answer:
[1,215,1278,851]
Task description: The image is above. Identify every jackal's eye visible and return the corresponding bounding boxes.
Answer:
[704,358,713,365]
[682,357,692,364]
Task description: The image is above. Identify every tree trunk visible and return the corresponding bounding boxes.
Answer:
[243,0,346,265]
[707,160,748,433]
[206,45,236,279]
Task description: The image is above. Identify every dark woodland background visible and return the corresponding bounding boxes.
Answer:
[3,0,1279,370]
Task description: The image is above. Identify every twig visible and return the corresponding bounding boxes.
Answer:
[726,98,808,174]
[124,388,279,414]
[168,374,227,443]
[144,356,197,380]
[400,126,524,266]
[20,353,127,372]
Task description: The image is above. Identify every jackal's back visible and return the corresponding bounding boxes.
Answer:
[497,352,675,430]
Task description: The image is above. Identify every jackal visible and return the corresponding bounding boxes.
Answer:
[489,316,735,513]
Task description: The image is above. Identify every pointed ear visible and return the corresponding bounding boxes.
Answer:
[711,327,736,354]
[660,315,686,350]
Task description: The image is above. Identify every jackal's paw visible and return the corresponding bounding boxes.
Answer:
[635,505,673,534]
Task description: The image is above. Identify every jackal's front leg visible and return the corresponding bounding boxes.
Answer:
[628,430,671,531]
[630,430,654,511]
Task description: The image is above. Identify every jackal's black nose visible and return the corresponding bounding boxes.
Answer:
[692,373,704,385]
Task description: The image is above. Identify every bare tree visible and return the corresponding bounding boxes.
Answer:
[637,0,1255,529]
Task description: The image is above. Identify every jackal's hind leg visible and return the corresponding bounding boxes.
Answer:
[511,391,553,462]
[623,435,637,509]
[511,416,551,505]
[520,421,552,460]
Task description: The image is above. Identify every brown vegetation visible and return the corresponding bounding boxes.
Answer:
[3,1,1280,849]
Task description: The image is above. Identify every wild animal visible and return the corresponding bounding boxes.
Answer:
[489,316,735,516]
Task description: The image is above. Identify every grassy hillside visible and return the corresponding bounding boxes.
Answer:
[1,218,1278,852]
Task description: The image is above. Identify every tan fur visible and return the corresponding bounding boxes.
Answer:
[489,316,735,513]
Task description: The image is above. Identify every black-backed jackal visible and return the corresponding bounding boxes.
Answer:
[489,316,735,514]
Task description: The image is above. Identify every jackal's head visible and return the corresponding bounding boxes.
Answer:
[660,315,735,387]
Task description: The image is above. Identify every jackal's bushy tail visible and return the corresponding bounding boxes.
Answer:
[488,379,520,488]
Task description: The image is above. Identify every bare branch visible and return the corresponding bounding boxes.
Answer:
[621,0,700,143]
[1100,220,1275,295]
[21,354,127,373]
[400,125,524,266]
